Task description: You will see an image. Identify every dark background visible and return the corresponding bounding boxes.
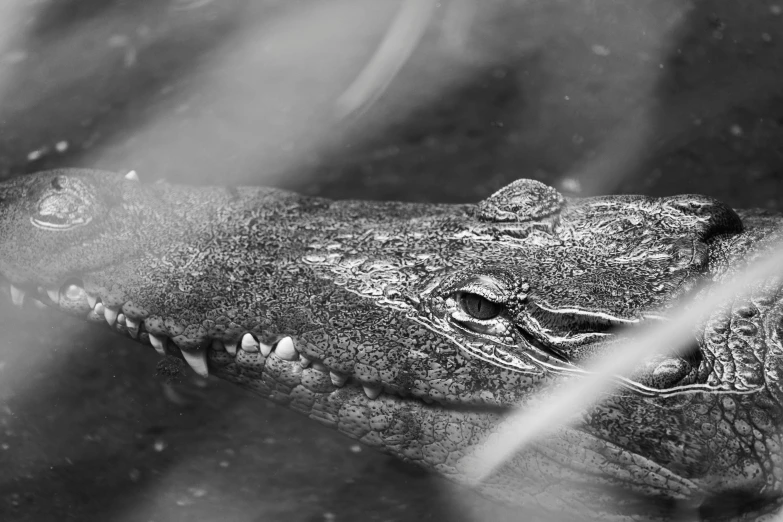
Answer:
[1,1,782,520]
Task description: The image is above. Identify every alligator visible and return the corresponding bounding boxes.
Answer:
[2,168,783,521]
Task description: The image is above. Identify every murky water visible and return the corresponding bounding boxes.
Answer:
[1,1,782,521]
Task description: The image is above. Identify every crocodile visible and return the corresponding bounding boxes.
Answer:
[2,168,783,521]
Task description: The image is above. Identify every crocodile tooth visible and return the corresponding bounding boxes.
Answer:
[61,282,84,302]
[362,385,381,400]
[87,307,105,322]
[117,313,127,326]
[86,294,97,308]
[240,333,259,353]
[275,336,298,361]
[299,355,312,368]
[260,343,273,357]
[125,317,139,338]
[149,334,167,356]
[181,346,209,377]
[312,362,328,373]
[32,299,47,310]
[211,339,225,352]
[94,302,105,315]
[124,170,139,181]
[104,307,119,326]
[10,285,24,307]
[330,372,348,387]
[224,340,237,356]
[46,288,59,303]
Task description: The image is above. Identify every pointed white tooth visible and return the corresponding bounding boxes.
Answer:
[94,302,105,315]
[330,372,348,387]
[149,334,167,356]
[124,170,139,181]
[10,285,25,307]
[260,343,272,357]
[240,333,259,353]
[87,294,97,308]
[181,346,209,377]
[362,385,381,400]
[125,317,139,338]
[32,299,47,310]
[211,339,225,352]
[275,336,298,361]
[224,340,237,356]
[117,313,127,326]
[46,288,59,303]
[312,362,328,373]
[104,307,118,326]
[299,355,312,368]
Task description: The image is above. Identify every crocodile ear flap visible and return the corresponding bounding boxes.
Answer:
[476,179,565,223]
[663,195,743,239]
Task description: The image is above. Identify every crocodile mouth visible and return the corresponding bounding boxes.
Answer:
[1,276,494,410]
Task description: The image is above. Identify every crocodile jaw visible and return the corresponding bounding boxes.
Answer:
[1,277,711,522]
[0,275,515,481]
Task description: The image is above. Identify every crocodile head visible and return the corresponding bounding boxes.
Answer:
[1,169,781,520]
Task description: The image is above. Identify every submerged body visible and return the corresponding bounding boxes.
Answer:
[2,169,783,520]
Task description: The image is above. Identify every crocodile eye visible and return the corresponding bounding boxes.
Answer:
[460,293,502,320]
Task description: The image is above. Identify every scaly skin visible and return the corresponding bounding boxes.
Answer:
[2,169,783,521]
